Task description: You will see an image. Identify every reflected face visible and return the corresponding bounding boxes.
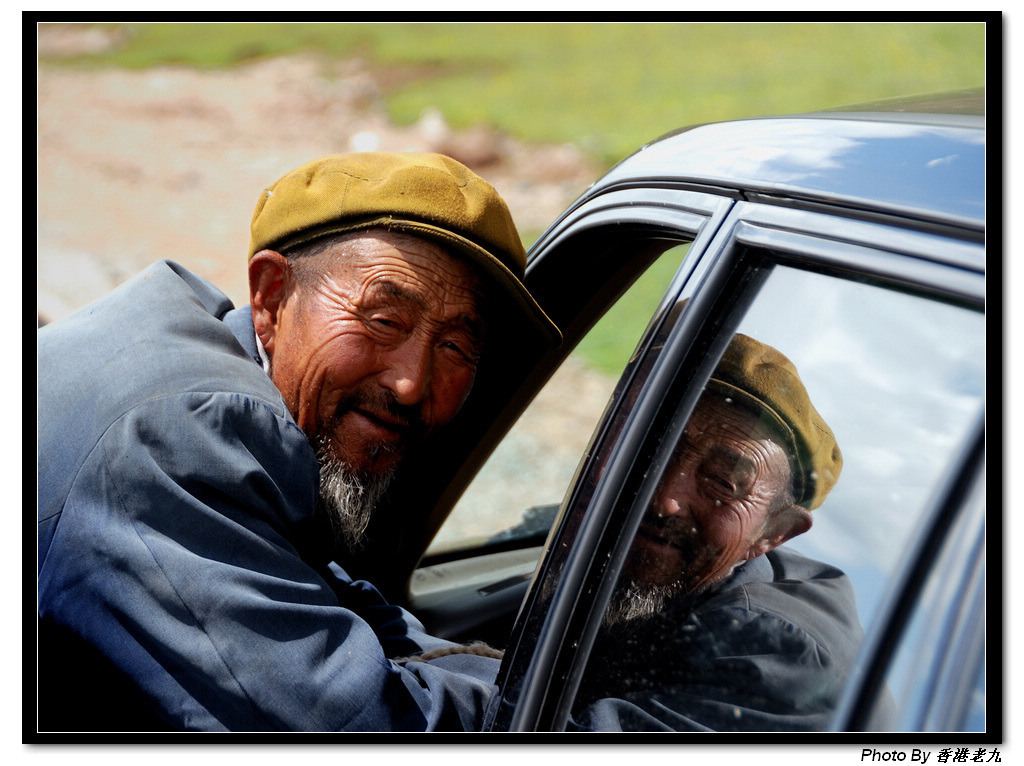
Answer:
[268,233,487,479]
[624,394,794,594]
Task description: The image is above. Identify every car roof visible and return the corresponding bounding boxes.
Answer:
[587,89,985,232]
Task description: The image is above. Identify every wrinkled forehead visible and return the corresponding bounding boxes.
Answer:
[363,236,485,291]
[688,391,798,466]
[317,229,479,276]
[297,229,487,306]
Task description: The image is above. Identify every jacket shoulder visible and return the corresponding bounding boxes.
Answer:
[38,261,289,533]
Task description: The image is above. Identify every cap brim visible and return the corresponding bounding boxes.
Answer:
[705,377,809,506]
[271,215,562,349]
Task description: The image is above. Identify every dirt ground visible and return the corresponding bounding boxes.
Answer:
[35,24,616,545]
[35,25,601,325]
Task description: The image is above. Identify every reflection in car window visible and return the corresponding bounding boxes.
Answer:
[428,243,691,554]
[569,265,984,732]
[874,458,984,731]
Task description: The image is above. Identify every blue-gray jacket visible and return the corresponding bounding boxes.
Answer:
[570,548,890,732]
[36,260,499,732]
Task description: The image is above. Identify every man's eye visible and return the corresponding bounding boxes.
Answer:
[442,340,480,364]
[698,465,736,498]
[705,473,734,492]
[371,316,402,331]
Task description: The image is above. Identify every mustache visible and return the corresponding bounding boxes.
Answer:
[335,387,428,440]
[641,512,701,552]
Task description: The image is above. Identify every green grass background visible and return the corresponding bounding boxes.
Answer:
[41,21,989,374]
[48,21,987,168]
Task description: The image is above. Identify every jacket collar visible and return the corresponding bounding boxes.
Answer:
[222,306,262,368]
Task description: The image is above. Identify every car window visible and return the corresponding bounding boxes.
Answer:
[567,263,985,733]
[865,445,985,732]
[427,243,691,555]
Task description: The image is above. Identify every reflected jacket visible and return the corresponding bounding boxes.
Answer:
[36,260,499,732]
[571,547,882,732]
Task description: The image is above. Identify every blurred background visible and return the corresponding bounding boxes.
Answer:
[34,20,990,546]
[35,20,987,325]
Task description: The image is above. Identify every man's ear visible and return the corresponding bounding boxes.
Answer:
[744,505,813,561]
[248,250,293,356]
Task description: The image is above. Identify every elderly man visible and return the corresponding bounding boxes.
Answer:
[571,333,881,732]
[36,153,559,732]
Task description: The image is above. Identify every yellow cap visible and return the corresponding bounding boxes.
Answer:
[708,334,843,510]
[249,152,561,347]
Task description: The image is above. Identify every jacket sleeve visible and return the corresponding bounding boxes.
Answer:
[37,390,499,732]
[570,603,849,732]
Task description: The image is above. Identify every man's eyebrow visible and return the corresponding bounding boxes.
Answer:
[368,279,486,339]
[448,312,487,341]
[369,279,427,310]
[706,445,755,476]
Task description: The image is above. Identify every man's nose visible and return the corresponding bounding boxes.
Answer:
[653,486,684,519]
[653,470,694,519]
[379,338,433,406]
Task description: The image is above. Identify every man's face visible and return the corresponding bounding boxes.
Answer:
[266,233,487,480]
[623,394,795,595]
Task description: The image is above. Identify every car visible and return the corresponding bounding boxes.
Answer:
[319,89,990,735]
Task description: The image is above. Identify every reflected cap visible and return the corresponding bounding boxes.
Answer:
[707,333,843,510]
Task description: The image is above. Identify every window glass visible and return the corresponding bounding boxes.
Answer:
[873,469,985,732]
[881,552,985,731]
[569,264,984,732]
[428,243,691,554]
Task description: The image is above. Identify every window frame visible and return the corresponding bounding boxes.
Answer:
[347,189,733,599]
[417,189,735,567]
[490,202,987,735]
